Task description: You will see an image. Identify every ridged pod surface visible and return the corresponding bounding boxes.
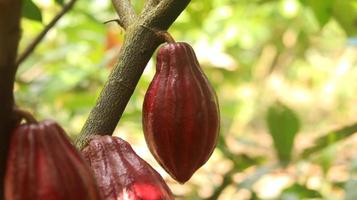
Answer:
[82,135,174,200]
[5,120,102,200]
[143,42,220,183]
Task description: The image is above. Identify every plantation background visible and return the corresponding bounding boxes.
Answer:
[17,0,357,199]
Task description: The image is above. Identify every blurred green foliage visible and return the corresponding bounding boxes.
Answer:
[267,102,300,162]
[22,0,42,22]
[17,0,357,199]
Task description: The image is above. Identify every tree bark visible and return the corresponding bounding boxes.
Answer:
[0,0,22,199]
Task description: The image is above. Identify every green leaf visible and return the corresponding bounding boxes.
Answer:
[333,0,357,36]
[55,0,65,6]
[314,146,336,174]
[22,0,42,22]
[266,102,300,162]
[300,0,334,27]
[280,183,322,200]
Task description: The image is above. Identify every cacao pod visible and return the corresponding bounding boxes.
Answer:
[82,135,174,200]
[5,120,102,200]
[142,42,220,183]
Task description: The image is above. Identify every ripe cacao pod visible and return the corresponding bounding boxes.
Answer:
[142,42,220,183]
[5,120,102,200]
[82,135,174,200]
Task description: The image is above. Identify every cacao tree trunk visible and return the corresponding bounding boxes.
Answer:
[0,1,22,199]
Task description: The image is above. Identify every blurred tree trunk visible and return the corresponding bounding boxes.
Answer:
[0,1,22,199]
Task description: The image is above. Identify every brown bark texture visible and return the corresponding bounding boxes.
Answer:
[0,1,22,199]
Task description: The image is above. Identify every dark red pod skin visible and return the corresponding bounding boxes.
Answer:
[82,135,174,200]
[142,42,220,183]
[5,120,102,200]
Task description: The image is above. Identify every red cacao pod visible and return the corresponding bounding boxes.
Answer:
[82,135,174,200]
[142,42,220,183]
[5,120,102,200]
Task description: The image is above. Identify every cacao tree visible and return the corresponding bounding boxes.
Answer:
[0,0,192,199]
[1,0,357,199]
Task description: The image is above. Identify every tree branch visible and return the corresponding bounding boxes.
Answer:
[142,0,160,16]
[0,1,22,199]
[301,122,357,158]
[111,0,137,29]
[205,169,234,200]
[75,0,191,149]
[144,0,191,30]
[16,0,78,67]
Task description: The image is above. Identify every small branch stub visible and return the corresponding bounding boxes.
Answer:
[104,19,125,29]
[111,0,137,29]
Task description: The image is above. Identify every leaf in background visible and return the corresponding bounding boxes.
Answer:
[280,183,322,200]
[314,146,336,175]
[266,102,300,162]
[300,0,334,27]
[22,0,42,22]
[55,0,65,6]
[333,0,357,36]
[58,92,97,111]
[345,179,357,200]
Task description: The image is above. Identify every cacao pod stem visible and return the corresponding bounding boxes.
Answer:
[13,108,38,124]
[140,24,176,43]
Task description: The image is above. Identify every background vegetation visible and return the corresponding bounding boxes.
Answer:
[18,0,357,199]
